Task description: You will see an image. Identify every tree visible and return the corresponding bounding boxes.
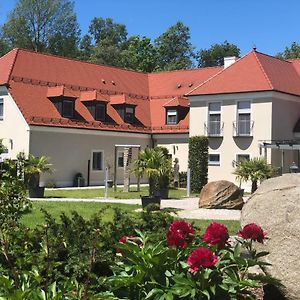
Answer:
[233,157,274,193]
[89,17,127,67]
[121,36,158,72]
[1,0,80,57]
[0,39,10,56]
[277,42,300,59]
[155,21,195,71]
[197,41,240,68]
[78,34,93,61]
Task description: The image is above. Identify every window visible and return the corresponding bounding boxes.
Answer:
[0,98,3,120]
[62,100,74,118]
[208,154,220,166]
[236,154,250,163]
[236,101,251,136]
[95,103,105,121]
[125,106,134,123]
[117,151,124,168]
[208,102,221,136]
[166,109,178,125]
[92,151,103,171]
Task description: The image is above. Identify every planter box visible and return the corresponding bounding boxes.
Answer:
[141,196,161,209]
[29,186,45,198]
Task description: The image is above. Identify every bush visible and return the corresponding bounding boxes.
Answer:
[188,136,208,193]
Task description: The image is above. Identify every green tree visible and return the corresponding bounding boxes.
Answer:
[233,157,274,193]
[89,17,127,67]
[0,39,10,56]
[277,42,300,59]
[197,40,240,67]
[1,0,80,57]
[155,21,195,71]
[121,36,158,72]
[78,34,93,61]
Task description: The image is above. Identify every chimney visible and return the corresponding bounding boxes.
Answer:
[224,56,238,69]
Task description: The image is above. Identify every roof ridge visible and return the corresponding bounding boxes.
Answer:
[254,50,292,64]
[253,51,274,89]
[150,65,222,75]
[185,51,253,96]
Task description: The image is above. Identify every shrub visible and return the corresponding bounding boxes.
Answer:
[188,136,208,193]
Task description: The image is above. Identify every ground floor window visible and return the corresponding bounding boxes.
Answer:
[92,151,103,171]
[236,154,250,163]
[208,154,220,166]
[0,98,3,120]
[117,151,124,167]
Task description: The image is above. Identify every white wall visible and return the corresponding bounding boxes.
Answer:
[189,92,273,189]
[30,126,151,187]
[0,86,30,159]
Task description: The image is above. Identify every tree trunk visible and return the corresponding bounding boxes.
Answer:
[251,180,258,193]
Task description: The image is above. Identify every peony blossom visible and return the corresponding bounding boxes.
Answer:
[203,222,229,249]
[238,223,266,243]
[117,235,139,253]
[187,247,218,273]
[167,221,195,249]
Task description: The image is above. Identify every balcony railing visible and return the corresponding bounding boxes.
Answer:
[233,120,254,136]
[204,121,224,137]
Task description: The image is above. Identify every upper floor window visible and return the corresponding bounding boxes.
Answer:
[0,98,3,120]
[166,109,178,125]
[207,102,221,136]
[125,106,134,123]
[235,101,252,136]
[62,100,74,118]
[95,103,106,121]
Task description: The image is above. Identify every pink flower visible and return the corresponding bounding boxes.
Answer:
[187,247,218,273]
[203,222,229,249]
[167,221,195,249]
[238,223,266,243]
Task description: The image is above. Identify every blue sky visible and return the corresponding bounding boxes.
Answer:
[0,0,299,56]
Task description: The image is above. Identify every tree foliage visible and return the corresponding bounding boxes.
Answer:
[277,41,300,59]
[188,136,208,193]
[155,21,195,71]
[197,40,240,67]
[233,157,275,193]
[1,0,80,57]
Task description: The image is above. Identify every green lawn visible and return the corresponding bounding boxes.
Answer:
[44,186,197,199]
[21,201,240,234]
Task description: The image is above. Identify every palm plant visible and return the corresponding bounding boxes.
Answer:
[132,148,171,196]
[233,157,274,193]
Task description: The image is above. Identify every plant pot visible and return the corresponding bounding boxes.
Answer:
[29,186,45,198]
[141,196,161,209]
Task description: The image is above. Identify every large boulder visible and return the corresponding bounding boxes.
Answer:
[241,174,300,300]
[199,180,244,209]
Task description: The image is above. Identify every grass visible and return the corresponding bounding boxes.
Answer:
[21,201,240,235]
[44,186,197,199]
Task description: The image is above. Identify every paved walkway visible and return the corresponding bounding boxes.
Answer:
[31,197,241,221]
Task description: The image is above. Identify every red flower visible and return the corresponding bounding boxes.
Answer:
[167,221,195,249]
[238,223,266,243]
[203,222,229,249]
[117,235,139,253]
[187,247,217,273]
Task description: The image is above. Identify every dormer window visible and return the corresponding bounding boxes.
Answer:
[95,103,106,121]
[62,100,74,118]
[166,109,178,125]
[125,106,134,123]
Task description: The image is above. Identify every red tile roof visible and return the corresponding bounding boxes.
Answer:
[187,50,300,97]
[3,48,300,134]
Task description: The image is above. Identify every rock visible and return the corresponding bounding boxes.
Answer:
[199,180,244,209]
[241,174,300,300]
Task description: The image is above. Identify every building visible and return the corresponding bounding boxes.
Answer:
[1,48,300,188]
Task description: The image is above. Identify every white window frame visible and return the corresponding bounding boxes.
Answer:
[208,153,220,166]
[236,153,251,163]
[117,151,124,168]
[207,102,221,136]
[166,109,178,125]
[0,98,3,120]
[91,150,104,172]
[235,100,252,136]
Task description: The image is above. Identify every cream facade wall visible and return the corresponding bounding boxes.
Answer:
[29,126,151,187]
[189,92,273,188]
[153,134,189,172]
[271,92,300,173]
[0,86,30,159]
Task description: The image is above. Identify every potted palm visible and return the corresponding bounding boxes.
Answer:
[233,157,274,193]
[22,153,53,198]
[132,147,171,208]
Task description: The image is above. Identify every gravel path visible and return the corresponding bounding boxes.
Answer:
[30,197,241,221]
